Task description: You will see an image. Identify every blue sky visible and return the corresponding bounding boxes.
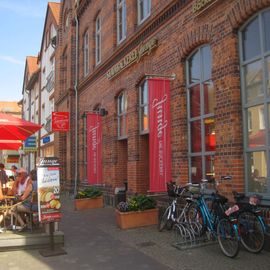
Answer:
[0,0,50,102]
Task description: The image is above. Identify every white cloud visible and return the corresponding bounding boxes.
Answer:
[0,0,45,18]
[0,55,24,65]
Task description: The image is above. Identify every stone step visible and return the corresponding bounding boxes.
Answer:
[0,230,64,251]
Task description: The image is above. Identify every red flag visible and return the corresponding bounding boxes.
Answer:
[86,113,102,185]
[52,112,70,131]
[149,78,171,192]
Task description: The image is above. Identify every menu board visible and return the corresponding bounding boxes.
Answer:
[37,157,61,223]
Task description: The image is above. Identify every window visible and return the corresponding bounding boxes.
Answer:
[118,91,128,139]
[186,45,215,183]
[117,0,126,44]
[139,80,149,134]
[95,15,101,65]
[83,31,89,76]
[138,0,151,24]
[240,9,270,196]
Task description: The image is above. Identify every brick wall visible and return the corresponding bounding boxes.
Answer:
[56,0,270,206]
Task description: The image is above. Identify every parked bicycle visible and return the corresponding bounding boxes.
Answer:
[233,191,266,253]
[187,177,240,258]
[158,182,202,235]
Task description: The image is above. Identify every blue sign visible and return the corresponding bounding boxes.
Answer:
[43,136,50,144]
[24,136,37,152]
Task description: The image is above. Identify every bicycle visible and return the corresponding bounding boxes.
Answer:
[233,191,266,253]
[158,182,201,235]
[187,177,240,258]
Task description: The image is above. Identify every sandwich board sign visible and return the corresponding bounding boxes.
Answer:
[37,157,61,223]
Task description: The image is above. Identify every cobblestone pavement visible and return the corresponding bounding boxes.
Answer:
[0,196,269,270]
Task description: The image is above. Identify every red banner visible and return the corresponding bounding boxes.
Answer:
[52,112,70,131]
[149,78,171,192]
[86,113,102,185]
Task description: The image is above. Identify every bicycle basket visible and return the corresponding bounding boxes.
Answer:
[167,182,176,197]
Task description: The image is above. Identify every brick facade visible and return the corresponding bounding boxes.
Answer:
[55,0,270,208]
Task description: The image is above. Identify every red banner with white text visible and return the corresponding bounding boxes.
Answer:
[86,113,102,185]
[149,78,171,192]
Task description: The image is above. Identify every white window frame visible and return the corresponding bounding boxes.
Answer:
[83,31,89,76]
[95,15,101,65]
[117,0,127,44]
[137,0,151,25]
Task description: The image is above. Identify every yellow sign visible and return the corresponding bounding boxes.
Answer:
[192,0,216,13]
[106,38,158,80]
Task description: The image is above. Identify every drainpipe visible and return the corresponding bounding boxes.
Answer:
[74,12,79,196]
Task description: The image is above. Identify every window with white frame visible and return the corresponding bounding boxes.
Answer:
[139,80,149,134]
[186,45,215,184]
[137,0,151,24]
[117,0,126,44]
[118,91,128,139]
[83,31,89,76]
[95,15,101,65]
[240,8,270,196]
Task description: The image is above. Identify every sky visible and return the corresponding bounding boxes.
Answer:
[0,0,51,102]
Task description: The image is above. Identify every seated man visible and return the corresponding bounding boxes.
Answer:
[10,168,33,231]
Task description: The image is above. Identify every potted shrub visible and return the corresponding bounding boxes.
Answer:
[115,194,158,229]
[74,186,103,210]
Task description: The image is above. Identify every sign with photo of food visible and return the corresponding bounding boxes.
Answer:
[37,157,61,223]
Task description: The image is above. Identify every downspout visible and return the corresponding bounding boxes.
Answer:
[74,12,79,196]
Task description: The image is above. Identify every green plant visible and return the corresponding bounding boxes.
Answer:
[117,194,156,212]
[75,186,102,199]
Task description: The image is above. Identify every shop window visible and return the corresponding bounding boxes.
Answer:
[117,0,126,44]
[139,80,149,134]
[137,0,151,24]
[83,31,89,76]
[187,45,215,183]
[95,15,101,65]
[118,91,128,139]
[240,8,270,197]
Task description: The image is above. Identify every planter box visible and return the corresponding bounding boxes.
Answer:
[74,196,103,210]
[115,208,158,229]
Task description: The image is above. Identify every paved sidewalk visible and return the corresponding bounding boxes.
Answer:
[0,196,270,270]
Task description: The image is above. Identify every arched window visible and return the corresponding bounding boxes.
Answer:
[240,9,270,195]
[186,45,215,183]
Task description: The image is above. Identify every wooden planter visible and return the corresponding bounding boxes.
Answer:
[115,208,158,229]
[74,196,103,210]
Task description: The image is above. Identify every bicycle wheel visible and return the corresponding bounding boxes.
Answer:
[186,203,206,236]
[238,211,265,253]
[158,206,172,232]
[217,218,239,258]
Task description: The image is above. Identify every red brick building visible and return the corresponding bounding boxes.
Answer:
[55,0,270,206]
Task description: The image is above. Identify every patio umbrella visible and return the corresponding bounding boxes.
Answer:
[0,113,42,141]
[0,140,22,150]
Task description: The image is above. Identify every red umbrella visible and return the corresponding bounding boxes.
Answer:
[0,113,42,140]
[0,140,22,150]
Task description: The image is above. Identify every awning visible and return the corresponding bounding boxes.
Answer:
[0,113,42,141]
[0,140,22,150]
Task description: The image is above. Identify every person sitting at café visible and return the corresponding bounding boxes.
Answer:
[0,163,8,187]
[10,168,33,231]
[11,165,18,178]
[0,181,5,233]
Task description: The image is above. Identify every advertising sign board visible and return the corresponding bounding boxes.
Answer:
[37,157,61,223]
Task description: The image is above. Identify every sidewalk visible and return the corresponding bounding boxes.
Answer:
[0,196,269,270]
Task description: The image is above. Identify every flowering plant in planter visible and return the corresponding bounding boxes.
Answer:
[117,194,156,212]
[75,186,102,199]
[74,186,103,210]
[115,195,158,229]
